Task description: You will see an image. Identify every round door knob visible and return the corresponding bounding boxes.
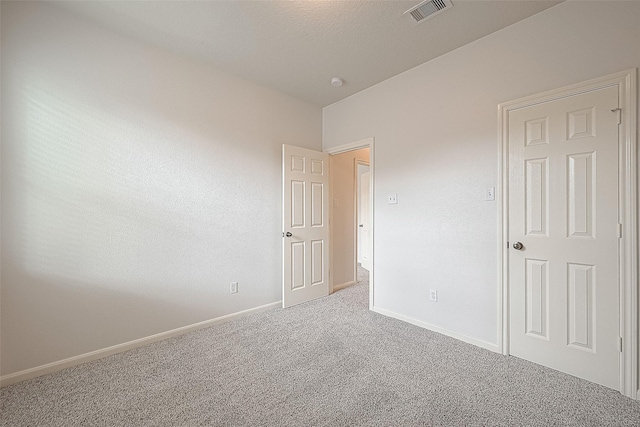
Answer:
[512,242,524,250]
[285,232,292,237]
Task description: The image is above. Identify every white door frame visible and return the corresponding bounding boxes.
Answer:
[497,69,638,398]
[325,137,375,310]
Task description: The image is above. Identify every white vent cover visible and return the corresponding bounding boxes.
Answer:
[405,0,453,24]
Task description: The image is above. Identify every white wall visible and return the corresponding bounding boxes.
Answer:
[0,1,322,377]
[323,1,640,348]
[330,148,369,287]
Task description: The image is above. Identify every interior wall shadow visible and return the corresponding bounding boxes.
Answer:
[1,260,202,376]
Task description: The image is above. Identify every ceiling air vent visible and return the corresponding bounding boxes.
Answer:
[405,0,453,24]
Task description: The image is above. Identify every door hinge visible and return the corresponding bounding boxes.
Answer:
[617,223,622,238]
[611,108,622,124]
[619,337,623,352]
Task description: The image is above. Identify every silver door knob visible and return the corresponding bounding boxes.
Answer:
[513,242,524,250]
[284,232,292,237]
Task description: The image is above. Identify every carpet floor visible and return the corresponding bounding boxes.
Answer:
[2,269,640,426]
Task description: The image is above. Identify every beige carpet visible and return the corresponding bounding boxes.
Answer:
[2,269,640,426]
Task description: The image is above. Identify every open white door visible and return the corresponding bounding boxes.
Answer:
[282,145,330,308]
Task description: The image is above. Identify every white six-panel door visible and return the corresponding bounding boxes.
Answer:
[508,85,620,389]
[282,145,329,308]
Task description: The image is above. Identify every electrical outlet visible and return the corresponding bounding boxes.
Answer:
[429,289,438,302]
[230,281,238,294]
[387,193,398,204]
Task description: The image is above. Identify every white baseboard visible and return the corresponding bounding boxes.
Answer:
[372,306,500,353]
[333,280,357,292]
[0,301,281,388]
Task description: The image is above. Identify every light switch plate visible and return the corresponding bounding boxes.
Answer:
[387,193,398,204]
[485,187,495,201]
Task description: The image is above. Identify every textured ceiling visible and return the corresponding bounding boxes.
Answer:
[53,0,563,107]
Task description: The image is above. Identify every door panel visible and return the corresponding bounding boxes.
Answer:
[567,152,595,238]
[525,258,548,339]
[508,85,619,389]
[524,157,548,236]
[567,262,595,352]
[283,145,329,308]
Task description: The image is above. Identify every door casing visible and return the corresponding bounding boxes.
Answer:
[498,69,638,398]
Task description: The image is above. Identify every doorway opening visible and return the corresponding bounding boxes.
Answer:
[326,138,375,309]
